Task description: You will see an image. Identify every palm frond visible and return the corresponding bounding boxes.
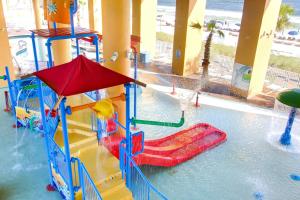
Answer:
[207,20,216,31]
[190,22,202,30]
[217,30,225,38]
[277,4,295,32]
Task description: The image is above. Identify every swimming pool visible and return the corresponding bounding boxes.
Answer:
[1,85,300,200]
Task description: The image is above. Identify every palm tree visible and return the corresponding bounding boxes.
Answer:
[276,4,295,33]
[191,20,225,81]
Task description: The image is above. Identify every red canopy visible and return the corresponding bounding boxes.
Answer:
[34,55,139,96]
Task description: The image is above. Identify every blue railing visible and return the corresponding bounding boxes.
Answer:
[47,114,59,138]
[80,162,103,200]
[119,142,168,200]
[41,84,59,137]
[42,84,57,109]
[48,136,70,186]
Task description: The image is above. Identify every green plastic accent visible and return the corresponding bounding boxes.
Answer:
[29,116,37,131]
[132,111,185,128]
[242,73,251,81]
[22,83,47,91]
[277,88,300,108]
[0,75,5,80]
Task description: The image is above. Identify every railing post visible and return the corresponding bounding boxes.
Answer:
[93,34,99,63]
[46,40,53,68]
[60,98,75,200]
[125,84,132,189]
[5,67,16,115]
[76,38,80,56]
[133,51,138,125]
[95,90,103,142]
[37,76,54,187]
[31,32,40,71]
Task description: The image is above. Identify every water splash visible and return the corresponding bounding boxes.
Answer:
[12,163,23,172]
[267,131,300,154]
[25,163,44,171]
[14,80,35,171]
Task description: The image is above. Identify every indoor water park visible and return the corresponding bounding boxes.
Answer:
[0,0,300,200]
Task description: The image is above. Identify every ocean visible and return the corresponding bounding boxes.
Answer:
[158,0,300,16]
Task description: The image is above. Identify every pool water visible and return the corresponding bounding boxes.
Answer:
[0,89,61,200]
[136,86,300,200]
[1,86,300,200]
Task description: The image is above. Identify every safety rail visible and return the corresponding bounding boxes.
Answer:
[48,136,70,187]
[47,114,59,138]
[42,84,57,109]
[120,141,168,200]
[71,157,103,200]
[81,163,103,200]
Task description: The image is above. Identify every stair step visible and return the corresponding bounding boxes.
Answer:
[98,178,125,196]
[75,179,132,200]
[100,182,132,200]
[67,119,92,132]
[57,125,95,137]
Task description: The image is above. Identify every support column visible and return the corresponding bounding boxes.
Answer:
[88,0,102,33]
[172,0,206,76]
[32,0,42,29]
[0,0,15,87]
[132,0,157,57]
[231,0,282,98]
[51,23,72,65]
[102,0,130,135]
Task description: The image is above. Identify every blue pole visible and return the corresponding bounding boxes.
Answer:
[280,107,297,146]
[36,77,54,186]
[31,33,40,71]
[46,40,53,68]
[133,52,138,123]
[69,7,75,36]
[93,35,99,62]
[125,84,132,189]
[76,38,80,56]
[5,66,18,116]
[95,90,102,143]
[60,98,75,200]
[5,67,16,115]
[53,22,57,30]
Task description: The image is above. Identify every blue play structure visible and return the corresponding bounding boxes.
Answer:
[1,1,166,200]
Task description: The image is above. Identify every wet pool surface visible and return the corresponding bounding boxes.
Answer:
[137,86,300,200]
[1,86,300,200]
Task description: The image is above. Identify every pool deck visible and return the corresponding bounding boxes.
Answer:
[136,63,276,108]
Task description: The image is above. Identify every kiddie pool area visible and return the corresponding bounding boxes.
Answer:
[1,85,300,200]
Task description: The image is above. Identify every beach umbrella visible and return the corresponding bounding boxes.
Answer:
[288,31,298,36]
[277,88,300,145]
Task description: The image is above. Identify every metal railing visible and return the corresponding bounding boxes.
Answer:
[42,84,57,109]
[48,136,70,186]
[47,114,59,138]
[120,141,168,200]
[80,163,103,200]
